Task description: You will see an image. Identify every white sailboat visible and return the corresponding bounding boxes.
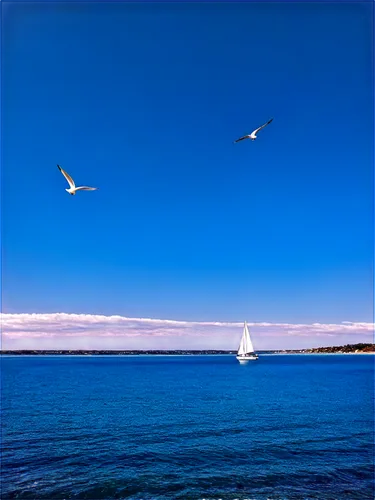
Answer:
[236,321,259,362]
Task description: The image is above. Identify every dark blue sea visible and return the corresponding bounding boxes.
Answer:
[1,355,374,500]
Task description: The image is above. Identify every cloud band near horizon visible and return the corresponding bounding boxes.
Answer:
[1,313,374,350]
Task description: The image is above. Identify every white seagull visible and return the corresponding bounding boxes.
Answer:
[234,118,273,143]
[57,164,98,195]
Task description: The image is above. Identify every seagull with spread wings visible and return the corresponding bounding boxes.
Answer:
[57,165,98,195]
[234,118,273,143]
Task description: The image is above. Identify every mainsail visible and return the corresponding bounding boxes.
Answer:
[237,322,254,356]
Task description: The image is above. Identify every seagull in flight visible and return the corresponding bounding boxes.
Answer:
[57,165,98,195]
[234,118,273,143]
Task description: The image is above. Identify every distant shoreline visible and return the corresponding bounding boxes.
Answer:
[1,344,374,356]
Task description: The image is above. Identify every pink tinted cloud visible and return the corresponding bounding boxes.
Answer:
[1,313,373,344]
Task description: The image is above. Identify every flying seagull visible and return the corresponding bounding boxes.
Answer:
[57,165,98,195]
[234,118,273,143]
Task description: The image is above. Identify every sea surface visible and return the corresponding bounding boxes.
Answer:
[1,355,374,500]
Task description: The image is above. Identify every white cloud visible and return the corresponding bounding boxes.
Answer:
[1,312,373,348]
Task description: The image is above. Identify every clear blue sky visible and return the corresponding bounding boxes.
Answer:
[2,2,373,348]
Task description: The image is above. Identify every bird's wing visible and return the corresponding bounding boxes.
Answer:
[252,118,273,135]
[234,135,250,143]
[57,164,75,188]
[74,186,98,191]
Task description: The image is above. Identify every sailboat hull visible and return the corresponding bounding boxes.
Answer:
[236,355,258,363]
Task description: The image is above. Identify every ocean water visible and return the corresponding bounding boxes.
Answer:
[1,354,374,500]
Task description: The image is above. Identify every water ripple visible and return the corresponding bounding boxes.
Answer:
[1,355,374,499]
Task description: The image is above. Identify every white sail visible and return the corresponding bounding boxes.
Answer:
[237,330,246,355]
[245,323,254,353]
[237,322,254,355]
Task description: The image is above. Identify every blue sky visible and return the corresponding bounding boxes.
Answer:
[2,1,374,349]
